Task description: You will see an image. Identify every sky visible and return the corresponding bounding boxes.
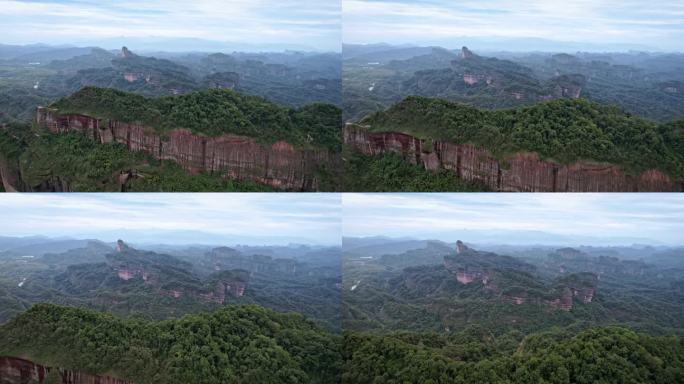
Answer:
[0,193,341,246]
[0,0,341,51]
[343,193,684,246]
[343,0,684,52]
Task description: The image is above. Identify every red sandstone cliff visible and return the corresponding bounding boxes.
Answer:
[0,356,132,384]
[36,107,339,191]
[344,124,681,192]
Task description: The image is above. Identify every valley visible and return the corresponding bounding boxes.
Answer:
[341,234,684,383]
[0,237,342,383]
[0,237,341,330]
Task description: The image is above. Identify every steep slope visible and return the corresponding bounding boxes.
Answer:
[19,86,342,191]
[344,96,684,191]
[0,123,278,192]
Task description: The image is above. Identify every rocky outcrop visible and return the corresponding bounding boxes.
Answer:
[444,241,598,311]
[115,239,129,253]
[344,124,681,191]
[200,270,250,303]
[0,153,23,192]
[460,46,475,59]
[0,356,132,384]
[0,152,71,192]
[37,107,339,190]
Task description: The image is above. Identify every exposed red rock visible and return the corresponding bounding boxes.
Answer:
[37,107,339,190]
[460,46,475,59]
[116,239,129,253]
[344,124,681,191]
[200,279,247,303]
[0,356,132,384]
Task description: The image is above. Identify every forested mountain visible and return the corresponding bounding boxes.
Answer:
[343,45,684,123]
[0,239,341,330]
[343,327,684,384]
[342,238,684,383]
[344,240,684,334]
[360,96,684,180]
[0,122,280,192]
[0,303,340,384]
[0,46,341,124]
[51,86,341,151]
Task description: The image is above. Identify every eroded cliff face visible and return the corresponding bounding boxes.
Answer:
[0,356,132,384]
[37,107,339,190]
[0,153,22,192]
[344,125,681,192]
[444,241,598,311]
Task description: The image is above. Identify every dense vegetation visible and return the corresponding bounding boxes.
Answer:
[343,45,684,123]
[341,240,684,382]
[1,125,276,192]
[0,46,341,124]
[344,242,684,335]
[343,327,684,384]
[51,86,342,151]
[0,240,341,330]
[342,150,489,192]
[363,96,684,180]
[0,303,341,384]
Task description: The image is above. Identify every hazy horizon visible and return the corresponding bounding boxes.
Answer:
[0,0,341,52]
[343,0,684,52]
[0,194,342,246]
[342,194,684,246]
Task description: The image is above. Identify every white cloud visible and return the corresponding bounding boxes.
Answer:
[342,193,684,244]
[0,193,341,245]
[0,0,341,50]
[342,0,684,51]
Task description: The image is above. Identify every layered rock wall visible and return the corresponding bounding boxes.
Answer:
[344,124,681,192]
[37,107,339,190]
[0,356,132,384]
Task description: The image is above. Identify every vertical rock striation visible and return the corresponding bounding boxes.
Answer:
[37,107,340,190]
[344,124,680,192]
[0,356,132,384]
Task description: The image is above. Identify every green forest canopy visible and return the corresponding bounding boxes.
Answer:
[0,303,340,384]
[363,96,684,180]
[0,125,277,192]
[343,327,684,384]
[50,87,342,151]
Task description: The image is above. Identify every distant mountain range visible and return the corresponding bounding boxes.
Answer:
[344,230,672,247]
[0,232,336,252]
[345,35,670,54]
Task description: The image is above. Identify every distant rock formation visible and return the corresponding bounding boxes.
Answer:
[460,46,475,59]
[455,240,467,254]
[116,239,129,253]
[120,46,134,59]
[444,241,598,311]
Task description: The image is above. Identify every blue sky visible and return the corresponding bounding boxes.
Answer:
[0,193,341,245]
[0,0,341,51]
[343,194,684,246]
[343,0,684,51]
